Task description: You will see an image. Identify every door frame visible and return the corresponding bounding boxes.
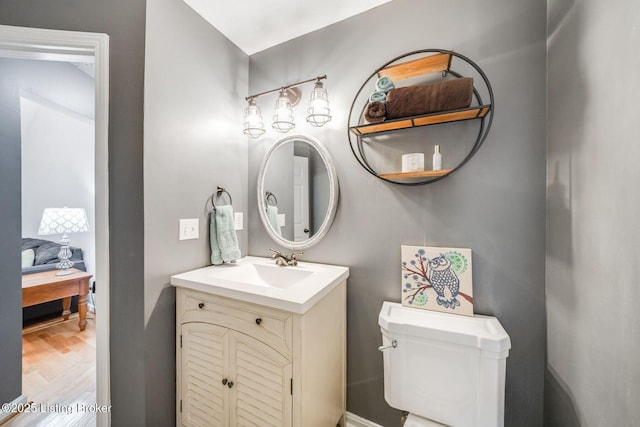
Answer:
[0,24,111,427]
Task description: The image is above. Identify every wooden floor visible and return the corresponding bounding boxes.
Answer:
[3,314,96,427]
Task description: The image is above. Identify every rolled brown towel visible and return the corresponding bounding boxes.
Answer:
[386,77,474,119]
[364,101,386,124]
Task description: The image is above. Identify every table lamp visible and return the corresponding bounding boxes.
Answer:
[37,207,90,276]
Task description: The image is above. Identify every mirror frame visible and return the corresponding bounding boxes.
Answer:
[257,134,339,250]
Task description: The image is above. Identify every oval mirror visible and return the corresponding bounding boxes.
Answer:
[257,135,339,250]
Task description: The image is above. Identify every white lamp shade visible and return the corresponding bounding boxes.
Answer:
[38,207,90,235]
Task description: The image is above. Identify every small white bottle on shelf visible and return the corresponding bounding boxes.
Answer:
[432,145,442,171]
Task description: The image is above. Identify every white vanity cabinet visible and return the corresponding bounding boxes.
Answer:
[175,280,346,427]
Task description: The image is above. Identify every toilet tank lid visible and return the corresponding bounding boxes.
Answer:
[378,302,511,353]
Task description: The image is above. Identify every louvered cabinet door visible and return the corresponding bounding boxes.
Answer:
[180,322,230,427]
[229,331,293,427]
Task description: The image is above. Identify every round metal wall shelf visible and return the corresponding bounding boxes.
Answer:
[347,49,495,186]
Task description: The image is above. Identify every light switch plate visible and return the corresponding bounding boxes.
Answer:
[234,212,243,230]
[277,213,286,227]
[179,218,199,240]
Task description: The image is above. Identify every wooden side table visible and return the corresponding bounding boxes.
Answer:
[22,269,93,331]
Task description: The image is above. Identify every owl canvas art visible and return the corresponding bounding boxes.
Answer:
[401,245,473,316]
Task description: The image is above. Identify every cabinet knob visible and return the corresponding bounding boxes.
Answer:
[221,378,227,385]
[255,318,262,325]
[227,381,234,389]
[198,302,204,309]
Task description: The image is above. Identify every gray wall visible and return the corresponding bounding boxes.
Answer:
[143,0,248,424]
[0,1,147,424]
[0,55,25,410]
[546,0,640,425]
[248,0,547,425]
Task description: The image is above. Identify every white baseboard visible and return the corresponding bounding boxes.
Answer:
[0,394,27,424]
[346,411,385,427]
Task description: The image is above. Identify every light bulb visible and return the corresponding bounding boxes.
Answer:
[272,90,295,133]
[243,98,265,138]
[306,80,331,127]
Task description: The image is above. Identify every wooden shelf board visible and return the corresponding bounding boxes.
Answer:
[378,169,453,180]
[351,119,412,135]
[377,53,452,81]
[351,105,491,136]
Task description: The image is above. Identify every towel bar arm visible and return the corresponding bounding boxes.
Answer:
[211,186,232,209]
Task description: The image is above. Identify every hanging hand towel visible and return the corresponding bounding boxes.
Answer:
[210,211,223,265]
[215,205,241,262]
[266,205,282,237]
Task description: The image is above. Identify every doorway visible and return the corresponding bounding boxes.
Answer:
[0,25,110,427]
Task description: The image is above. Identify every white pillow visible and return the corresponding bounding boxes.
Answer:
[21,249,35,268]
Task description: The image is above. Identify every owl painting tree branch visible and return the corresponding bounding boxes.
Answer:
[401,246,474,316]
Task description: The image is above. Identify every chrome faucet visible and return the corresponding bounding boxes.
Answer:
[269,248,303,266]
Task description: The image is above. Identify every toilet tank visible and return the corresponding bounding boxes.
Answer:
[378,302,511,427]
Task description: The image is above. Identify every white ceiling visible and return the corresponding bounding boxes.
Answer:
[182,0,392,55]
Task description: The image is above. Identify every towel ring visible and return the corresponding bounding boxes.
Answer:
[265,191,278,207]
[211,186,232,209]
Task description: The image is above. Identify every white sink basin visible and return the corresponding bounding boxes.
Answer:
[170,256,349,313]
[209,263,313,289]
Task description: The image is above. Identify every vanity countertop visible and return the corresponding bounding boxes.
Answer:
[170,256,349,314]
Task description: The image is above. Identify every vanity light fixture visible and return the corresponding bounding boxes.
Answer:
[306,78,332,127]
[272,89,295,133]
[243,75,330,137]
[243,97,266,138]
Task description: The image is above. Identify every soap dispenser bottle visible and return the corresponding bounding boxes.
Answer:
[432,145,442,171]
